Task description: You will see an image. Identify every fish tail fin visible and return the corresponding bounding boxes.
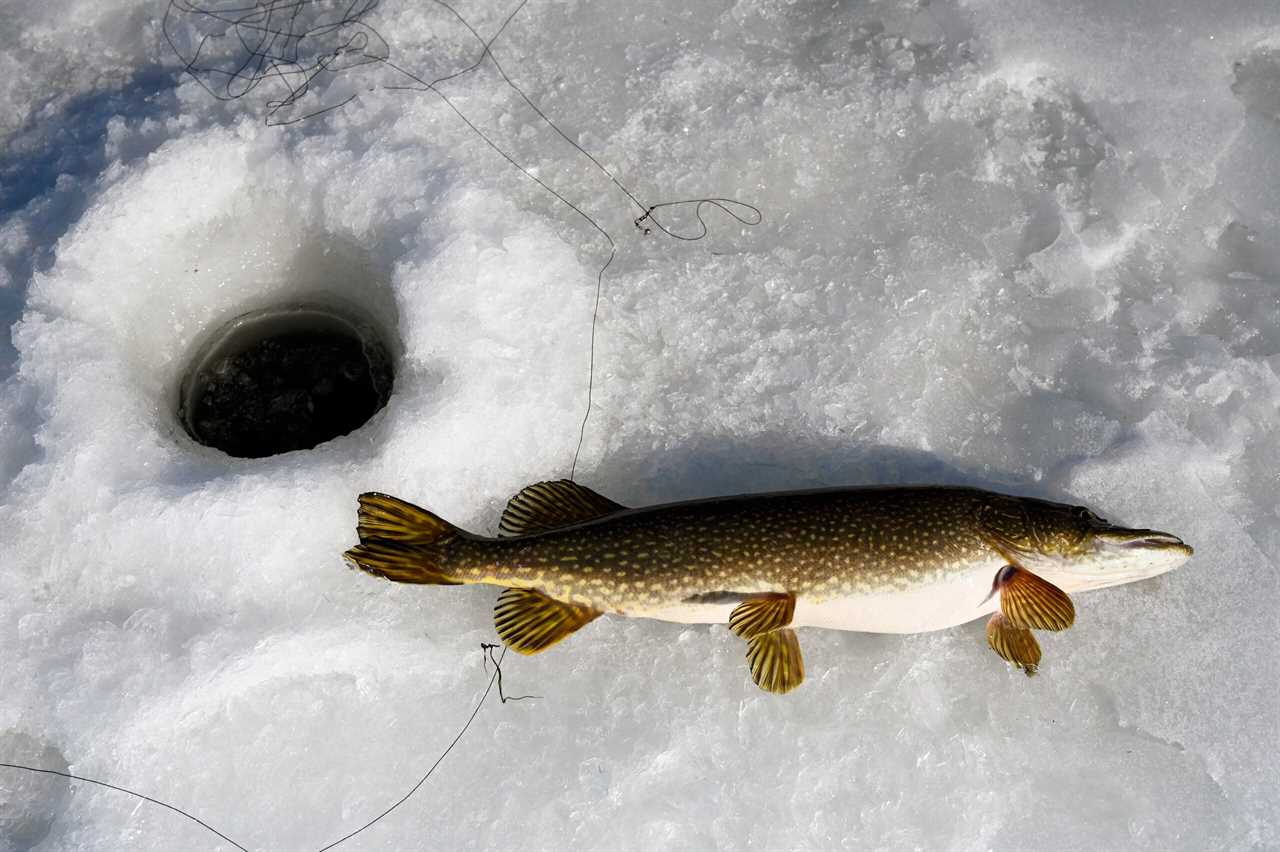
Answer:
[345,492,465,585]
[356,492,455,546]
[344,540,463,585]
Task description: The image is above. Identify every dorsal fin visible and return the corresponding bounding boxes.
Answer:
[498,480,627,538]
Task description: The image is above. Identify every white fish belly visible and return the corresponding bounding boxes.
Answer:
[632,601,738,626]
[629,565,1002,635]
[795,569,1000,633]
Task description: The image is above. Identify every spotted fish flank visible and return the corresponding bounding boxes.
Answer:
[344,482,1194,693]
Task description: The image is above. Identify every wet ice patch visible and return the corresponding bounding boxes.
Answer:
[1232,41,1280,121]
[0,731,70,852]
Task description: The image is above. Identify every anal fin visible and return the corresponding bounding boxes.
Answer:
[494,587,602,654]
[747,628,805,694]
[987,613,1041,676]
[498,480,627,538]
[728,593,796,638]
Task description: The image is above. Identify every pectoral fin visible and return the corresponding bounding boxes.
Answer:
[747,628,805,694]
[992,566,1075,631]
[728,593,796,638]
[987,613,1041,676]
[494,588,602,654]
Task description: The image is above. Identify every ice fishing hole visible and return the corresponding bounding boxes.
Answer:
[178,304,395,458]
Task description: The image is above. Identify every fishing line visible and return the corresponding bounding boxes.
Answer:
[8,2,760,843]
[162,0,762,480]
[313,644,527,851]
[482,641,541,702]
[0,644,526,851]
[0,763,250,852]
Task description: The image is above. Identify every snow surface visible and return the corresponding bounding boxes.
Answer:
[2,0,1279,849]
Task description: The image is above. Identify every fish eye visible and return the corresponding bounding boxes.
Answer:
[1074,506,1107,525]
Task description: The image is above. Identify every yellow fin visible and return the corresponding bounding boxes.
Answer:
[343,541,462,585]
[728,594,796,639]
[996,567,1075,631]
[746,628,805,694]
[986,613,1041,676]
[357,492,456,545]
[497,480,626,538]
[493,588,602,654]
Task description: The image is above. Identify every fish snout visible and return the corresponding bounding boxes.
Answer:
[1087,526,1194,581]
[1104,528,1193,557]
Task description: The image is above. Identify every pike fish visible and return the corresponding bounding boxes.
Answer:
[343,481,1192,693]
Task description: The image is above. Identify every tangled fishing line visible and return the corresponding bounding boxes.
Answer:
[4,0,760,845]
[160,0,762,479]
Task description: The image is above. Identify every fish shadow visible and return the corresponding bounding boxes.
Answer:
[585,430,1080,509]
[1,67,179,374]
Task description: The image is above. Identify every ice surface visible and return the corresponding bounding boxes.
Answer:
[2,0,1278,849]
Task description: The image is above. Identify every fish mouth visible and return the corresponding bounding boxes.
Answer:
[1098,528,1193,557]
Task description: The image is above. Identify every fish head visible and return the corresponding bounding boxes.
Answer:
[980,495,1194,591]
[1066,521,1195,589]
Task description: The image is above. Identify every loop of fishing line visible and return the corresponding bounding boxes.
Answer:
[161,0,761,479]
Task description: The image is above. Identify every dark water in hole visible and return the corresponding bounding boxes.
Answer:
[182,309,393,458]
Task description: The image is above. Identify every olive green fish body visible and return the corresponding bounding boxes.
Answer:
[344,480,1192,692]
[445,487,998,621]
